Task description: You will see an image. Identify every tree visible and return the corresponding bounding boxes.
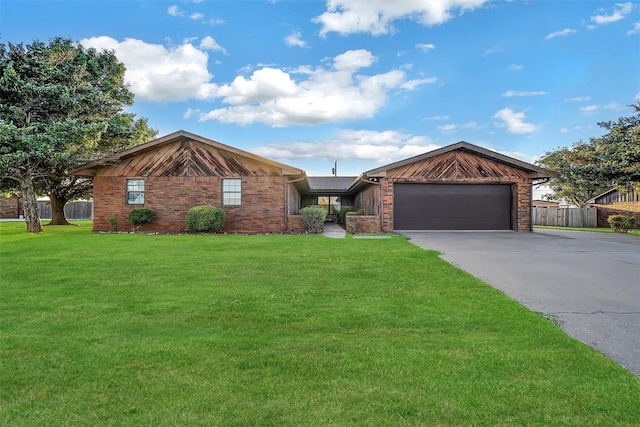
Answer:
[41,114,156,225]
[0,38,154,232]
[538,104,640,207]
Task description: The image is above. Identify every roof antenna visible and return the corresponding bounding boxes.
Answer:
[331,160,337,176]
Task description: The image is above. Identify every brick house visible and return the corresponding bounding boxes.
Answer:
[72,131,556,233]
[0,195,22,219]
[71,131,306,233]
[587,187,640,228]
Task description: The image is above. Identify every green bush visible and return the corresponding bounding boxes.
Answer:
[607,214,637,233]
[185,205,226,233]
[300,205,327,234]
[336,206,354,225]
[127,208,155,231]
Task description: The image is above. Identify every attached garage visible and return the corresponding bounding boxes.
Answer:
[393,184,512,230]
[355,141,558,232]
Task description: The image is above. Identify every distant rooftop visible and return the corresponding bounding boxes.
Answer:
[306,176,357,192]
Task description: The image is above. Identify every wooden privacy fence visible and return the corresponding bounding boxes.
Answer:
[38,201,93,220]
[533,207,597,228]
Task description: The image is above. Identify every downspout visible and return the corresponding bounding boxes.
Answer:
[283,175,307,233]
[531,177,550,232]
[355,175,383,232]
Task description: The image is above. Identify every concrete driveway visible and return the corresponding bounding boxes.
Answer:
[398,229,640,376]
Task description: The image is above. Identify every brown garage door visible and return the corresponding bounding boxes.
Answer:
[394,184,512,230]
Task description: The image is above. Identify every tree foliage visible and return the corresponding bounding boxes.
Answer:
[0,37,156,232]
[537,104,640,207]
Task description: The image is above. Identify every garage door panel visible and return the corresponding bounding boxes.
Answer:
[394,184,512,230]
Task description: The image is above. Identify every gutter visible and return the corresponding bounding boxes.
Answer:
[354,175,384,232]
[283,175,307,233]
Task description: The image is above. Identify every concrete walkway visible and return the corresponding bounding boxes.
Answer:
[322,222,347,238]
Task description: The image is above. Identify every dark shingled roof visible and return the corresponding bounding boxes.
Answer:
[306,176,358,192]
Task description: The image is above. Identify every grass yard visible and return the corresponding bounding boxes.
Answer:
[534,225,640,236]
[1,222,639,426]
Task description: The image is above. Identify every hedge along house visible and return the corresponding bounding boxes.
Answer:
[72,132,556,233]
[71,131,306,233]
[347,142,557,232]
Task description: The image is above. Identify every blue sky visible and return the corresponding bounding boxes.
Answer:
[2,0,639,177]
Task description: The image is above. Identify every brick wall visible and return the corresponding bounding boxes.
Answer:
[594,205,640,228]
[345,215,381,234]
[285,215,304,233]
[93,176,288,233]
[0,195,21,218]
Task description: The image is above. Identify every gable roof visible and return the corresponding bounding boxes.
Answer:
[362,141,557,179]
[71,130,305,177]
[306,176,358,193]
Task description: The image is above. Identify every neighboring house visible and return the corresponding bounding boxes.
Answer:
[532,200,560,208]
[0,195,22,219]
[71,131,556,233]
[587,187,640,228]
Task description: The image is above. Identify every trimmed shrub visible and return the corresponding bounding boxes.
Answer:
[127,208,155,231]
[336,206,354,226]
[607,214,637,233]
[185,205,226,233]
[300,205,327,234]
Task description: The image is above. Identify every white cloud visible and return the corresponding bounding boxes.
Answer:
[199,36,227,54]
[424,115,449,121]
[604,102,625,111]
[80,36,217,102]
[438,124,458,132]
[635,92,640,101]
[508,64,524,71]
[564,96,590,102]
[579,105,599,115]
[462,121,484,130]
[167,5,182,16]
[560,127,569,134]
[484,46,500,55]
[190,13,204,20]
[501,90,548,97]
[314,0,488,36]
[199,49,436,127]
[545,28,577,40]
[183,108,201,119]
[628,21,640,35]
[285,31,307,48]
[493,108,536,134]
[591,2,634,25]
[415,43,435,52]
[253,129,440,163]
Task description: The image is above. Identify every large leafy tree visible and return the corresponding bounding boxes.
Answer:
[41,113,156,225]
[0,38,155,232]
[538,104,640,207]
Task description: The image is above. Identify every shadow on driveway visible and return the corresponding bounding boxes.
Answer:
[398,228,640,376]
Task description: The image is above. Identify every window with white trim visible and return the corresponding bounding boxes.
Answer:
[126,179,145,205]
[222,179,242,206]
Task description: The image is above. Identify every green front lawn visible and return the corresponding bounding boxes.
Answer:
[1,222,638,425]
[535,225,640,236]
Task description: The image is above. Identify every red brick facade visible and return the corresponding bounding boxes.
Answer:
[93,176,289,233]
[594,205,640,229]
[345,215,382,233]
[73,133,554,234]
[0,195,21,219]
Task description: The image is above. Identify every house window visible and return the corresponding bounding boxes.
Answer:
[126,179,145,205]
[223,179,242,206]
[318,196,341,215]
